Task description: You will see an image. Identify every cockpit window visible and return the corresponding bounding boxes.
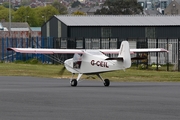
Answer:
[73,53,82,69]
[73,53,82,61]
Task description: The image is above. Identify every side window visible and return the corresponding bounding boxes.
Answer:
[73,53,82,69]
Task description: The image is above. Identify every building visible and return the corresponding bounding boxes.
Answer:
[41,15,180,66]
[164,0,180,15]
[0,22,30,38]
[42,15,180,39]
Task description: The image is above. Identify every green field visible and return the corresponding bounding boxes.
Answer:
[0,62,180,82]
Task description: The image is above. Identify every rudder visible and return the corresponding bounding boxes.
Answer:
[118,41,131,68]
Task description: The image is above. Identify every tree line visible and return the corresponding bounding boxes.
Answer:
[95,0,143,15]
[0,1,67,27]
[0,0,143,27]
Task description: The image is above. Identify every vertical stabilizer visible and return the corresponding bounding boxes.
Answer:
[118,41,131,68]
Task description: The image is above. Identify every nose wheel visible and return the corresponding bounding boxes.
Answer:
[104,79,110,86]
[71,79,77,86]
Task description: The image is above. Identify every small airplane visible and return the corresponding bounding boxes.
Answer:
[7,41,168,87]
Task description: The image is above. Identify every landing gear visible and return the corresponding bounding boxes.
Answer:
[70,73,83,87]
[71,79,77,86]
[96,74,110,87]
[104,79,110,87]
[70,73,110,87]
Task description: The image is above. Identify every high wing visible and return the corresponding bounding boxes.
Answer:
[100,48,168,54]
[7,48,168,54]
[7,48,84,54]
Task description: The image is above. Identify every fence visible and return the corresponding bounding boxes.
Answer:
[0,37,53,63]
[1,37,180,71]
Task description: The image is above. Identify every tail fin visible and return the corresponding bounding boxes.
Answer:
[118,41,131,68]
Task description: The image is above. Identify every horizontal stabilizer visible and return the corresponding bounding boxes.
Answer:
[105,57,123,61]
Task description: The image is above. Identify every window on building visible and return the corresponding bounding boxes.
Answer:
[101,27,111,38]
[145,27,156,38]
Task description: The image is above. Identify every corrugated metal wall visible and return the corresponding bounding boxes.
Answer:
[50,17,58,37]
[68,26,145,38]
[42,18,180,39]
[156,27,180,38]
[112,27,145,39]
[69,27,101,38]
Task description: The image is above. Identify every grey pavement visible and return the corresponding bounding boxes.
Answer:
[0,76,180,120]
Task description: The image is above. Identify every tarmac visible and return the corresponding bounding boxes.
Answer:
[0,76,180,120]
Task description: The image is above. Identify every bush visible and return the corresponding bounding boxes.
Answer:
[138,64,147,70]
[25,59,41,64]
[14,60,25,64]
[14,59,41,64]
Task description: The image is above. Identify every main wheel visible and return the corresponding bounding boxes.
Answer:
[71,79,78,87]
[104,79,110,87]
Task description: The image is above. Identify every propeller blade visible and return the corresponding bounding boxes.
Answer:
[59,66,66,76]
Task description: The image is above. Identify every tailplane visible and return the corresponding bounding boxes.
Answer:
[118,41,131,68]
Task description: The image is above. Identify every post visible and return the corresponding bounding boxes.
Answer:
[26,38,28,60]
[16,38,18,60]
[31,37,33,59]
[6,38,8,62]
[178,38,180,71]
[48,37,50,63]
[9,0,11,38]
[36,37,38,59]
[156,38,158,71]
[11,38,13,62]
[136,38,139,69]
[41,37,44,63]
[167,38,169,71]
[2,38,4,61]
[146,37,148,69]
[21,38,23,60]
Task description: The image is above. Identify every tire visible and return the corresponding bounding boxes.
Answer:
[71,79,77,87]
[104,79,110,87]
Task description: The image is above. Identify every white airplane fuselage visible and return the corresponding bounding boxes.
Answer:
[64,51,130,74]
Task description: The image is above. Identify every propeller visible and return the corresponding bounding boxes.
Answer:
[59,66,66,76]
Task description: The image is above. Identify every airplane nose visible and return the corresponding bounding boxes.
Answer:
[64,60,68,67]
[64,59,72,68]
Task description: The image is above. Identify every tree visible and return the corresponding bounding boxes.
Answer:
[21,0,31,6]
[0,6,14,22]
[72,11,86,15]
[34,5,59,26]
[2,2,12,8]
[12,5,59,27]
[13,6,38,26]
[95,0,143,15]
[52,0,67,14]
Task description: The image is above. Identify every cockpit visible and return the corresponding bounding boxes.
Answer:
[73,53,82,69]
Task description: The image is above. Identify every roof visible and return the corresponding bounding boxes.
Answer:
[144,10,162,15]
[79,7,90,13]
[68,8,80,14]
[30,27,41,31]
[1,22,30,29]
[88,6,101,13]
[55,15,180,26]
[11,28,29,31]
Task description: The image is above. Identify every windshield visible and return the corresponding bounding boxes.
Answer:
[86,50,104,55]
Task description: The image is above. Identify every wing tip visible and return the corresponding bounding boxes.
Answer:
[7,48,13,51]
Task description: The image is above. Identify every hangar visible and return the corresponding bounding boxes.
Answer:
[41,15,180,70]
[42,15,180,39]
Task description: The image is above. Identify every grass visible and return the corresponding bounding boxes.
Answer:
[0,62,180,82]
